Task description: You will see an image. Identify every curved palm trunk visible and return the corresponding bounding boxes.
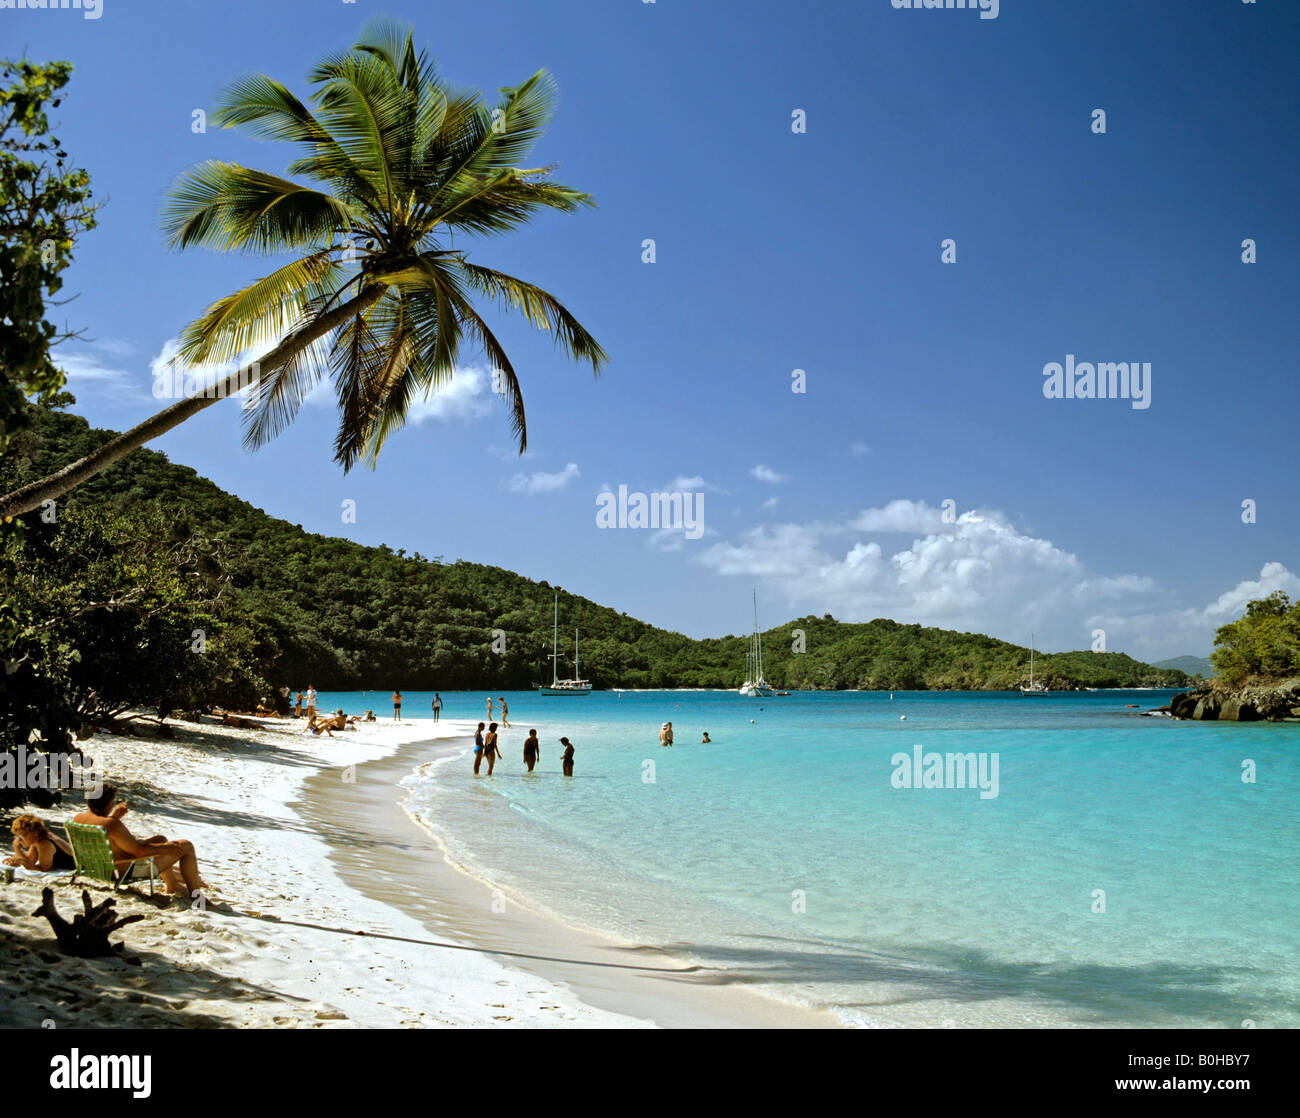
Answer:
[0,285,385,520]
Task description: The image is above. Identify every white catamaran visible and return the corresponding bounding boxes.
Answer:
[538,592,592,696]
[1020,633,1049,695]
[739,590,774,697]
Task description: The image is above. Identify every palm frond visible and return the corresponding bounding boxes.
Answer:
[162,162,355,252]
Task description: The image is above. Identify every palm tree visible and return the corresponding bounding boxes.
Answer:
[0,21,605,519]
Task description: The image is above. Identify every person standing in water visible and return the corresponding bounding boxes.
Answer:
[432,693,442,722]
[499,696,510,728]
[392,690,403,720]
[487,695,494,721]
[523,728,540,772]
[701,732,711,743]
[473,722,486,774]
[559,736,575,776]
[483,722,501,775]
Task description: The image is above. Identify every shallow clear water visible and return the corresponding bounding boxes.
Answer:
[317,688,1300,1028]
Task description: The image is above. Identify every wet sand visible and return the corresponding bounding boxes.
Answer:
[299,735,839,1028]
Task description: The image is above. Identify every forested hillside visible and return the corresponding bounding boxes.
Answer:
[2,409,1189,692]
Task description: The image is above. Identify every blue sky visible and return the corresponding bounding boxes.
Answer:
[12,0,1299,659]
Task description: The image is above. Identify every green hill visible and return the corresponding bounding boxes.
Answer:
[1152,655,1213,678]
[1,409,1190,692]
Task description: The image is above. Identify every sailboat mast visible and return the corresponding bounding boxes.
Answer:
[753,589,763,680]
[552,593,559,686]
[575,628,579,680]
[1030,633,1034,687]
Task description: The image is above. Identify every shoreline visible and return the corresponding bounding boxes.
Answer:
[298,729,839,1029]
[0,717,647,1028]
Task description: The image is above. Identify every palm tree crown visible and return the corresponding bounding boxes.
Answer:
[162,19,606,470]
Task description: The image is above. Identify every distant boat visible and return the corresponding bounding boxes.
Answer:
[1020,633,1049,695]
[537,593,592,696]
[739,590,775,697]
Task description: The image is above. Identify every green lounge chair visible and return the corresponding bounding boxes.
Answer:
[65,822,158,896]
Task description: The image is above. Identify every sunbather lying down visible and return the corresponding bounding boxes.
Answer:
[72,784,209,901]
[6,814,76,871]
[217,711,262,730]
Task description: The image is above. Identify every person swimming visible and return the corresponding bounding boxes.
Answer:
[701,732,711,743]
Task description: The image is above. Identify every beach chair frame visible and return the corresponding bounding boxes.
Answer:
[65,822,158,897]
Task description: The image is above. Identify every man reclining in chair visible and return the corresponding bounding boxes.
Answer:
[72,784,209,901]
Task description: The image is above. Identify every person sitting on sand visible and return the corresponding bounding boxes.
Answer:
[310,710,348,737]
[523,729,540,772]
[559,736,575,777]
[363,709,376,722]
[73,785,208,900]
[701,732,711,744]
[5,814,76,872]
[483,722,501,776]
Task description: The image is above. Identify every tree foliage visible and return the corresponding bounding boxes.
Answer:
[1211,591,1300,686]
[3,409,1191,698]
[0,59,96,450]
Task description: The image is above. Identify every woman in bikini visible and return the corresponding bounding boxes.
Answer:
[5,814,76,872]
[483,723,502,775]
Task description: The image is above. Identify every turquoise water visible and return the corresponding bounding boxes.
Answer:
[319,689,1300,1028]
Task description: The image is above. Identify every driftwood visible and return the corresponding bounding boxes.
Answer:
[32,887,146,958]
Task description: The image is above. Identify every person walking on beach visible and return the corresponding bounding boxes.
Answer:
[473,722,486,774]
[523,728,540,772]
[432,693,442,723]
[483,722,501,775]
[393,690,403,720]
[499,696,509,728]
[559,736,575,776]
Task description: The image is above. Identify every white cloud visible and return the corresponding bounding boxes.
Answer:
[404,367,493,424]
[697,503,1168,653]
[848,499,949,534]
[762,496,779,509]
[508,461,580,494]
[1201,561,1300,620]
[850,441,872,457]
[56,339,144,398]
[668,475,726,493]
[749,464,789,484]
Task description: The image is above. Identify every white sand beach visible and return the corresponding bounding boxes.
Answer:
[0,716,836,1028]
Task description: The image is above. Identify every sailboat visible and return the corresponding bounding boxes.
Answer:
[538,592,592,696]
[1020,633,1049,695]
[738,590,774,697]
